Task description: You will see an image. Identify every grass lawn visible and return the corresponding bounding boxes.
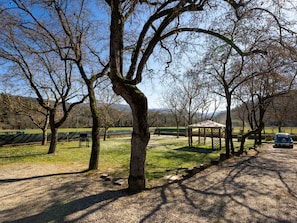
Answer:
[0,135,254,185]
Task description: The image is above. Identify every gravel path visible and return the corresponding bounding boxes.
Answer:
[1,144,297,223]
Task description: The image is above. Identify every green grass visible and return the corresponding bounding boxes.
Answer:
[0,135,254,184]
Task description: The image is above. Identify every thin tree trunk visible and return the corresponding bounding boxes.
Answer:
[42,128,48,146]
[239,130,256,153]
[48,128,58,154]
[103,127,108,141]
[48,111,57,154]
[225,102,232,158]
[41,113,49,145]
[88,86,100,170]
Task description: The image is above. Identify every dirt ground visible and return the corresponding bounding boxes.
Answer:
[1,143,297,223]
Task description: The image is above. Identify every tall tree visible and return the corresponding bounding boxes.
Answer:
[0,0,110,169]
[163,85,187,138]
[97,83,122,141]
[237,47,297,152]
[106,0,295,191]
[0,8,87,154]
[1,0,293,192]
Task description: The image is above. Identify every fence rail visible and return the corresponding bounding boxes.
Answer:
[0,130,133,146]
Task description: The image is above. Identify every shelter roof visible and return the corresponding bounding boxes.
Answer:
[188,120,225,129]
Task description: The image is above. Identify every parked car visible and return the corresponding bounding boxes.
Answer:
[273,133,294,148]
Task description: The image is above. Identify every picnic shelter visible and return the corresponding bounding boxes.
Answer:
[188,120,226,150]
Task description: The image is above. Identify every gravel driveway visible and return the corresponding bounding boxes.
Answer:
[1,143,297,223]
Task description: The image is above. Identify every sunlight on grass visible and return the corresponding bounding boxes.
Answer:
[0,135,254,182]
[145,136,222,180]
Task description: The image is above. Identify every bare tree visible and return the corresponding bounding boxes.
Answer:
[162,85,186,138]
[1,0,294,192]
[105,0,297,191]
[270,93,292,132]
[0,1,111,169]
[0,6,87,154]
[97,83,122,141]
[9,95,50,145]
[237,46,297,152]
[106,0,246,191]
[163,70,217,138]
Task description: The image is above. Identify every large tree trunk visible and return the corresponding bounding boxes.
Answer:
[129,95,150,192]
[113,83,150,192]
[109,0,149,192]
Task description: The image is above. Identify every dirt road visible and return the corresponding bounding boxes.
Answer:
[1,144,297,222]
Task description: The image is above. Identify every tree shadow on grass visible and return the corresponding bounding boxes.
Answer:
[3,145,297,222]
[174,146,217,154]
[0,152,46,160]
[0,170,88,183]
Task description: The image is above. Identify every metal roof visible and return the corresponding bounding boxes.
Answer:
[188,120,226,128]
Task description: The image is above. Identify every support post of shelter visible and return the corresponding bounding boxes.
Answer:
[203,128,206,145]
[187,120,226,150]
[219,128,222,150]
[211,128,214,149]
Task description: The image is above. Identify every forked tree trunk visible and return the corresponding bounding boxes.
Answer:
[109,0,149,192]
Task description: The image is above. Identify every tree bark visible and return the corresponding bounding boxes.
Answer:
[103,127,108,141]
[239,130,256,153]
[48,111,58,154]
[129,98,150,192]
[225,96,234,158]
[109,0,150,192]
[112,82,150,192]
[88,84,101,170]
[42,128,48,146]
[41,113,49,145]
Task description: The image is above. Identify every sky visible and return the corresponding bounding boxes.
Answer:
[1,0,296,113]
[138,78,164,109]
